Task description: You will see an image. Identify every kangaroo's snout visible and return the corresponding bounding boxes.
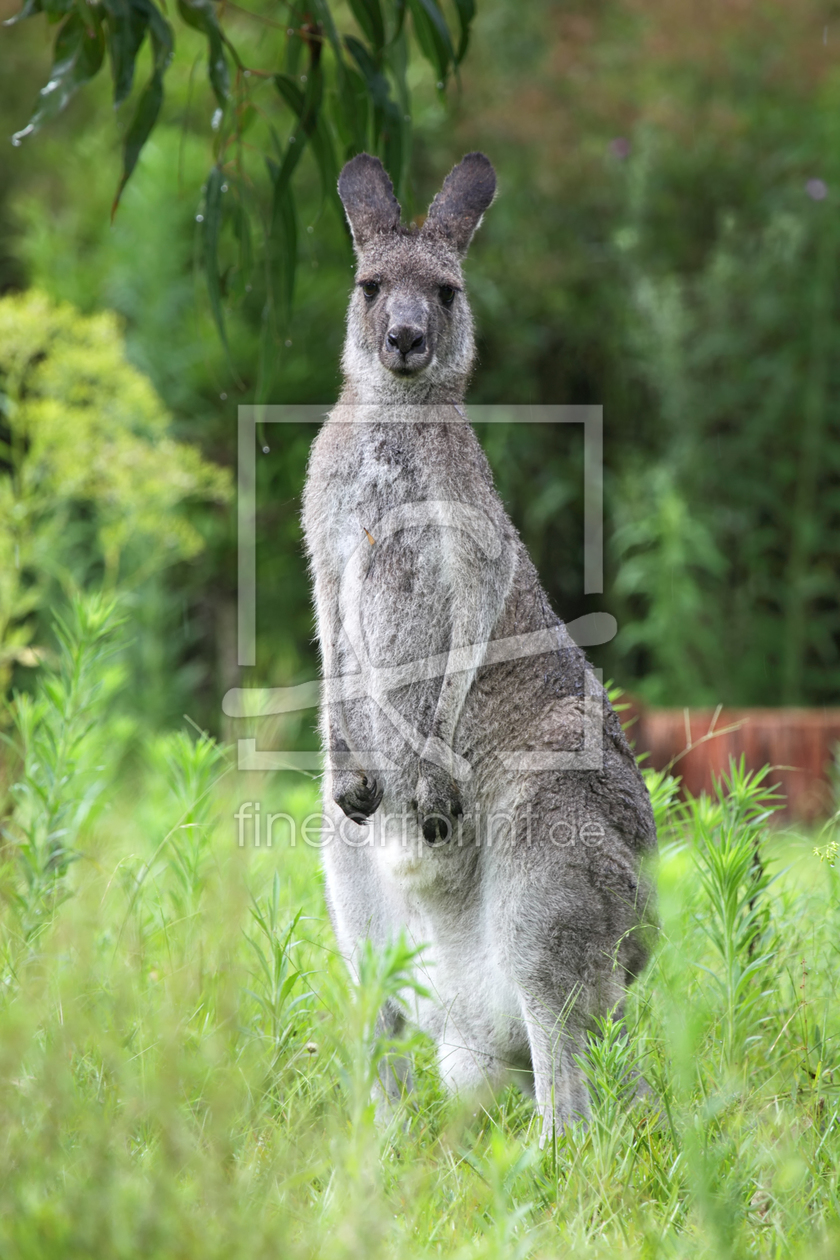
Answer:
[380,302,433,375]
[387,325,425,356]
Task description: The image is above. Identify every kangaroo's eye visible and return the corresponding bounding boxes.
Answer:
[361,281,380,299]
[439,285,456,307]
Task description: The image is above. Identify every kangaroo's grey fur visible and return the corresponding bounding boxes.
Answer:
[301,152,657,1140]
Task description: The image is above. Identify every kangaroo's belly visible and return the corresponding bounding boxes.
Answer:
[366,824,532,1086]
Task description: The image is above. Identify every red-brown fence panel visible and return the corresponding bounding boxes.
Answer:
[625,705,840,822]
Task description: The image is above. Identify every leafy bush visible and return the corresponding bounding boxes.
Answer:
[0,289,231,692]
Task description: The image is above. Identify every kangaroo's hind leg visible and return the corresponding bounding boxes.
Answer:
[518,997,590,1147]
[373,998,416,1128]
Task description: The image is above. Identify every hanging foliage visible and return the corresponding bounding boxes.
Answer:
[5,0,474,376]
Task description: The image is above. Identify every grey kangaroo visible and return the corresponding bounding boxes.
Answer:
[302,152,657,1140]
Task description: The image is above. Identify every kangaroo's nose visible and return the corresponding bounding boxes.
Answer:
[387,326,425,356]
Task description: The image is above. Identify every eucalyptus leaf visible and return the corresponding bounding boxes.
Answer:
[110,0,173,216]
[176,0,229,109]
[200,165,235,365]
[345,34,404,183]
[12,11,105,145]
[451,0,475,62]
[347,0,385,52]
[101,0,148,107]
[267,152,302,316]
[406,0,454,84]
[3,0,43,26]
[3,0,74,24]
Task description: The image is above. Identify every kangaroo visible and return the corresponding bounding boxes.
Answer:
[301,152,657,1140]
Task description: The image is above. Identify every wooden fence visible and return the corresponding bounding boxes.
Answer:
[624,705,840,822]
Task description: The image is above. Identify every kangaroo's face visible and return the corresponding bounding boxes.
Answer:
[351,233,466,379]
[338,153,496,398]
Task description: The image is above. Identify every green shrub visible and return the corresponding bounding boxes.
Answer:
[0,289,231,692]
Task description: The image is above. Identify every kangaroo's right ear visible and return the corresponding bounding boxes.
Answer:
[338,154,402,250]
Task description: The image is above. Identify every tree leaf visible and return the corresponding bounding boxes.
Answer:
[276,69,317,148]
[3,0,74,25]
[273,63,336,209]
[101,0,148,107]
[110,0,173,216]
[3,0,42,26]
[451,0,475,63]
[382,108,404,189]
[273,72,305,118]
[334,63,369,154]
[308,112,340,210]
[176,0,229,109]
[267,147,302,297]
[231,191,253,295]
[345,34,404,182]
[110,74,160,214]
[308,0,372,157]
[12,11,105,145]
[389,0,407,45]
[199,164,241,378]
[306,0,343,62]
[383,37,409,192]
[266,156,299,319]
[255,302,276,405]
[268,135,306,230]
[130,0,172,73]
[406,0,454,84]
[344,35,388,109]
[284,24,305,75]
[347,0,385,52]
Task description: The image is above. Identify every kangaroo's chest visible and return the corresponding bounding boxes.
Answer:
[340,523,451,672]
[317,434,457,668]
[326,436,427,562]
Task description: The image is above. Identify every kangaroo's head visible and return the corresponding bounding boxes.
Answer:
[337,152,496,402]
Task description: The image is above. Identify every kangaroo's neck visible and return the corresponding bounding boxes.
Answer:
[338,360,470,408]
[331,394,469,432]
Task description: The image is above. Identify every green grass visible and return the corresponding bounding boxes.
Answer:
[1,603,839,1258]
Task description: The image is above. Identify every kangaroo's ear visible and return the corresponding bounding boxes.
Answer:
[424,152,496,256]
[338,154,402,250]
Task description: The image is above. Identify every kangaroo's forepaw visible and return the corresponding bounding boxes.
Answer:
[413,761,463,845]
[333,769,383,822]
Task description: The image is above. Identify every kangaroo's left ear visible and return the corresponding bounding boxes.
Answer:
[423,152,496,257]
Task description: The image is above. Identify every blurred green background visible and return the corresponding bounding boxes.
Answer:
[2,0,839,750]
